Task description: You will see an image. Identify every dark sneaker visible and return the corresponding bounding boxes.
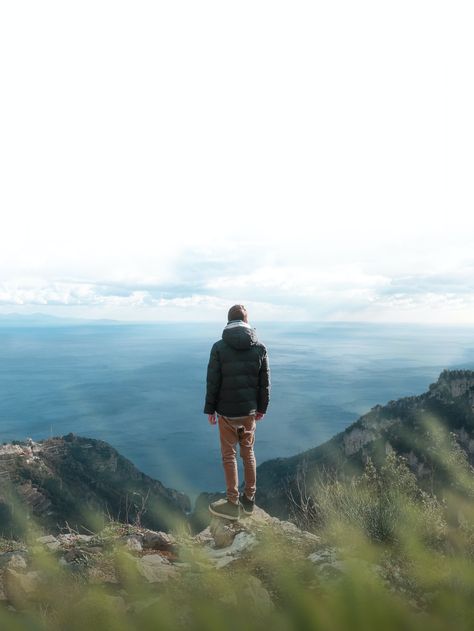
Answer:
[208,498,240,521]
[239,492,255,515]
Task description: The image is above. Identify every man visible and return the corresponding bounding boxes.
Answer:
[204,304,271,520]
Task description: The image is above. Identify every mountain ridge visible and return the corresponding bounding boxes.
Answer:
[255,369,474,517]
[0,433,190,537]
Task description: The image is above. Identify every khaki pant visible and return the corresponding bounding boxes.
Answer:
[217,414,257,504]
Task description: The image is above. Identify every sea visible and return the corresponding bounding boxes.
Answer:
[1,321,473,503]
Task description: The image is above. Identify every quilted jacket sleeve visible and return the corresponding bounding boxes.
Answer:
[257,348,271,414]
[204,342,222,414]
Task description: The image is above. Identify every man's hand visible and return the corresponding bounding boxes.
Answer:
[208,413,217,425]
[255,412,265,421]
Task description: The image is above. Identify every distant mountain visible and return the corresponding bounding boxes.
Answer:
[0,433,190,536]
[256,369,474,518]
[0,313,120,327]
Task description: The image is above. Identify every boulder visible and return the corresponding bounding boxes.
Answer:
[136,554,178,583]
[3,569,47,607]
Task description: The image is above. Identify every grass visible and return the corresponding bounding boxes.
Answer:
[0,416,473,630]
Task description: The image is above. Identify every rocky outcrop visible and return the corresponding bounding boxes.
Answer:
[0,505,324,615]
[256,369,474,518]
[0,434,190,536]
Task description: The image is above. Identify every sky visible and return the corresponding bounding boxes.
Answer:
[1,1,473,323]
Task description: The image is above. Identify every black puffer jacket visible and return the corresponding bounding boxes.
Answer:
[204,321,271,417]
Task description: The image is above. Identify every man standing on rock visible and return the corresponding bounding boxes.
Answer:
[204,304,271,520]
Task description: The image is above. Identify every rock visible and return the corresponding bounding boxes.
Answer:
[3,569,46,606]
[193,526,214,545]
[209,518,241,549]
[205,531,257,568]
[63,548,87,564]
[308,547,338,565]
[225,531,257,555]
[87,564,119,585]
[0,551,28,570]
[307,546,347,580]
[36,535,60,551]
[86,546,104,554]
[76,534,94,543]
[135,554,177,583]
[119,535,143,552]
[36,535,57,544]
[58,533,94,545]
[142,530,176,551]
[242,505,273,525]
[121,535,143,553]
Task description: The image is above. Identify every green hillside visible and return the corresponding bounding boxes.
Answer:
[256,369,474,517]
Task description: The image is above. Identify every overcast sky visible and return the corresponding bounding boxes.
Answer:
[1,1,473,323]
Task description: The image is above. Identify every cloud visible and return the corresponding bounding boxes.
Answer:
[1,2,474,326]
[0,280,150,308]
[1,258,473,324]
[378,267,474,296]
[0,278,306,321]
[204,265,390,295]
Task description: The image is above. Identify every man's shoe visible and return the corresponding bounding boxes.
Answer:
[239,492,255,515]
[208,498,240,521]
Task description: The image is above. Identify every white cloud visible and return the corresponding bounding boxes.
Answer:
[0,279,306,321]
[205,265,390,296]
[0,2,473,322]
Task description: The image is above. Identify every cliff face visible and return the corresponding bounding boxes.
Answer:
[0,433,190,536]
[256,369,474,518]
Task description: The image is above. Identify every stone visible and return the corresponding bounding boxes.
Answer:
[36,535,60,551]
[135,554,177,583]
[193,526,214,545]
[209,518,240,549]
[308,547,338,565]
[36,535,57,544]
[63,548,87,563]
[142,530,176,551]
[0,551,28,570]
[3,569,46,606]
[58,533,94,545]
[87,564,119,585]
[121,535,143,553]
[205,531,257,568]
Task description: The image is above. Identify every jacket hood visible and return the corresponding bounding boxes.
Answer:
[222,320,259,350]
